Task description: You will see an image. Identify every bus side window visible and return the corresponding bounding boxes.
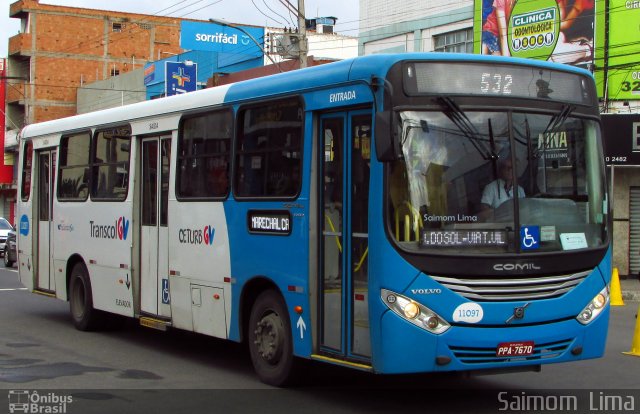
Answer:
[268,147,300,196]
[177,109,232,199]
[21,141,33,202]
[235,98,303,198]
[90,126,131,201]
[58,131,91,201]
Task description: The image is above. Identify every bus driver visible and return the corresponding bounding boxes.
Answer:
[481,157,525,210]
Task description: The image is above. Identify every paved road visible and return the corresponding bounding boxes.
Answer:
[1,265,639,413]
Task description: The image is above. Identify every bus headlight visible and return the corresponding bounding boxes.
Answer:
[576,286,609,325]
[403,302,420,319]
[381,289,450,334]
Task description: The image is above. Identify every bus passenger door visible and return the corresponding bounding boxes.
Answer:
[319,111,372,361]
[36,149,56,292]
[140,136,171,318]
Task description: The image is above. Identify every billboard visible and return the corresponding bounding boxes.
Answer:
[475,0,595,68]
[165,61,197,97]
[180,21,264,59]
[598,1,640,101]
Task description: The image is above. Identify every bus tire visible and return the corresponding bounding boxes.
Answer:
[248,289,297,386]
[69,262,101,331]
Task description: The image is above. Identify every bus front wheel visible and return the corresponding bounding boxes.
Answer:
[248,289,297,386]
[69,262,101,331]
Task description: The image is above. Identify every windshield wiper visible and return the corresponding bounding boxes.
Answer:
[437,97,495,160]
[535,104,575,161]
[543,104,575,136]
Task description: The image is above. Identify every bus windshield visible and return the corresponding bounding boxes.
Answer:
[388,109,607,254]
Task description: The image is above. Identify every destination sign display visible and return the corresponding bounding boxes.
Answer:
[247,210,292,236]
[403,62,595,105]
[420,230,507,247]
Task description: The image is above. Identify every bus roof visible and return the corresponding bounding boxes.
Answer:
[19,53,593,140]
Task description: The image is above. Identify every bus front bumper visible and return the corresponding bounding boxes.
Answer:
[375,305,609,374]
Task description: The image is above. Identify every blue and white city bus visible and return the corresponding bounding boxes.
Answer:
[16,53,611,386]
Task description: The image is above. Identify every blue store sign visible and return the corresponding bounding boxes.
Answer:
[165,61,197,96]
[180,21,264,58]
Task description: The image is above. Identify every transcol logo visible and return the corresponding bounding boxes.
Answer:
[179,225,215,245]
[117,217,129,240]
[90,217,129,240]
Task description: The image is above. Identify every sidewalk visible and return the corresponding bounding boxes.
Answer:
[620,276,640,302]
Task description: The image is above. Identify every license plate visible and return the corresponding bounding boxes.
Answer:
[496,341,535,357]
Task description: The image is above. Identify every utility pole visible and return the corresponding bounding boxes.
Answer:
[602,0,610,113]
[297,0,308,68]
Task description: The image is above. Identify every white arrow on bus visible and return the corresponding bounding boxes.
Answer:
[296,316,306,339]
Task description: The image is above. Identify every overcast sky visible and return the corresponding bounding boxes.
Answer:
[1,0,360,58]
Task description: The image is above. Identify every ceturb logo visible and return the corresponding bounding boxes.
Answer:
[90,217,129,240]
[179,225,215,245]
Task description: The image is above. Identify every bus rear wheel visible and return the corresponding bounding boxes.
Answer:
[248,289,297,386]
[69,262,101,331]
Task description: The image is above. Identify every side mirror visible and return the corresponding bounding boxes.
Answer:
[375,111,397,162]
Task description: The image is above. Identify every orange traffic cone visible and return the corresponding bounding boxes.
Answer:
[623,303,640,357]
[610,267,624,306]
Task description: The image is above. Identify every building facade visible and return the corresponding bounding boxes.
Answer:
[6,0,184,128]
[0,59,15,222]
[359,0,473,55]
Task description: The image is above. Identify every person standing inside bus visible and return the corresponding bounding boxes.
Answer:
[481,157,524,210]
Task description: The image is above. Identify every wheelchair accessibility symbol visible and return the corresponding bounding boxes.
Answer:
[520,226,540,250]
[162,279,171,304]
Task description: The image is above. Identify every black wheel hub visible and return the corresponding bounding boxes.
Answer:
[253,313,284,364]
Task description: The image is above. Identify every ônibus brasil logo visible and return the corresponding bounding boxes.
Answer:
[89,217,130,240]
[179,225,215,245]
